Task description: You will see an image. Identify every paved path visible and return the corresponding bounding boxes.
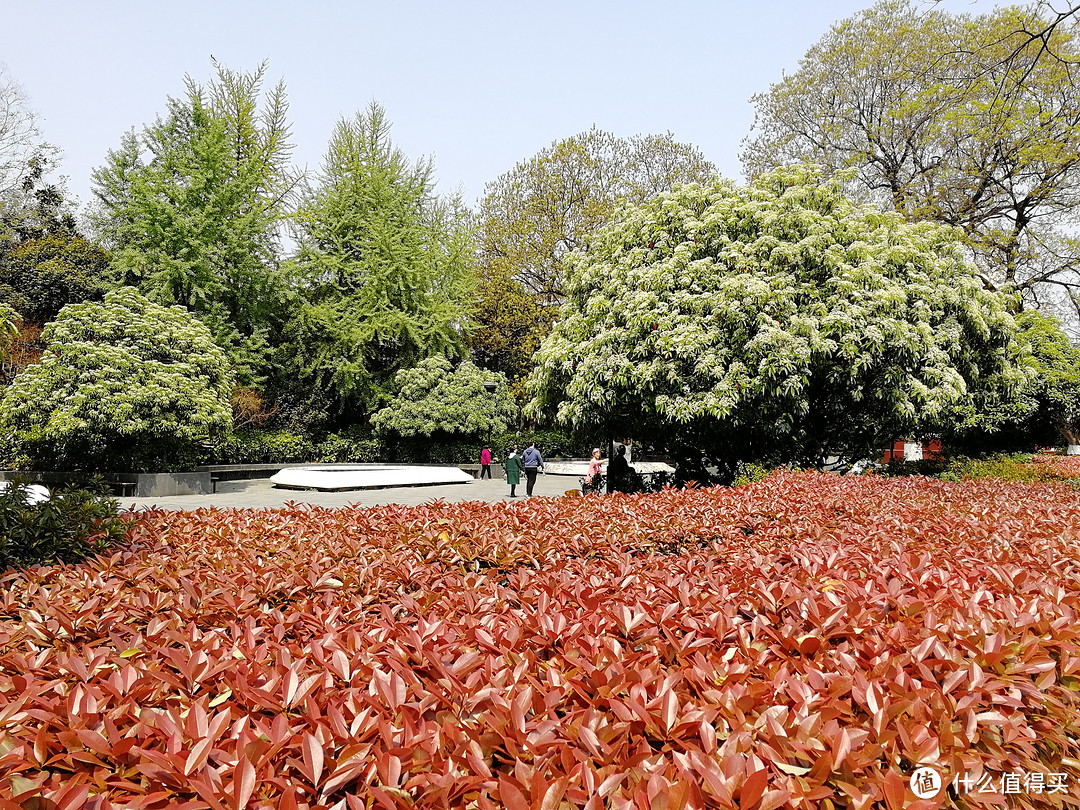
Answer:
[119,473,581,512]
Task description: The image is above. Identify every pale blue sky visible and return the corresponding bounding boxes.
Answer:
[2,0,984,213]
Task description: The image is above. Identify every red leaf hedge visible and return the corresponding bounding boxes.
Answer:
[2,472,1080,808]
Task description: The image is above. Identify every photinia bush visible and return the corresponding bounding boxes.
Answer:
[1,472,1079,808]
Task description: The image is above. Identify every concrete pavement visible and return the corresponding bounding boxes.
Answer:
[118,471,582,511]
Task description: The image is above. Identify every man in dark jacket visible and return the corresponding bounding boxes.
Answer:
[607,444,633,493]
[522,442,544,496]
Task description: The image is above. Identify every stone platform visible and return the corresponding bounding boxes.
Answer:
[269,464,474,491]
[542,460,675,476]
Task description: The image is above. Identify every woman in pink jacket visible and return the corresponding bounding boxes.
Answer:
[480,447,492,479]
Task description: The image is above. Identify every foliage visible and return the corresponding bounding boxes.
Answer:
[0,233,112,325]
[285,102,476,416]
[0,154,112,329]
[527,167,1033,474]
[314,428,382,464]
[229,385,279,431]
[0,64,56,201]
[938,452,1080,486]
[1,473,1080,807]
[91,60,298,383]
[0,477,131,569]
[0,302,17,361]
[1015,310,1080,444]
[473,128,716,381]
[371,356,515,438]
[468,261,551,389]
[492,428,579,459]
[479,126,718,304]
[731,461,773,487]
[209,429,317,465]
[0,287,234,472]
[743,0,1080,323]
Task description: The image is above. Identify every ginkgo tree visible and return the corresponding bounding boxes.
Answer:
[526,167,1035,477]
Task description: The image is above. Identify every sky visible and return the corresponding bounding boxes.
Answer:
[1,0,987,215]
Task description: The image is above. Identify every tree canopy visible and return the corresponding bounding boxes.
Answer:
[477,127,717,304]
[0,287,234,471]
[371,356,515,438]
[284,102,476,419]
[91,60,298,382]
[526,167,1033,476]
[742,0,1080,325]
[471,129,717,386]
[0,65,55,203]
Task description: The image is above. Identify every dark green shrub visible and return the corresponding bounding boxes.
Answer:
[0,478,132,569]
[492,429,580,459]
[210,430,317,465]
[316,428,382,463]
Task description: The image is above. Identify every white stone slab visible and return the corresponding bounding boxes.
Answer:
[0,482,50,504]
[542,461,675,476]
[1068,445,1080,456]
[270,465,473,491]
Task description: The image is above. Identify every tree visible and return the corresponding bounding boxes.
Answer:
[0,155,113,325]
[0,302,17,362]
[91,60,298,382]
[742,1,1080,324]
[526,167,1033,479]
[0,287,233,471]
[1005,308,1080,447]
[371,356,515,438]
[473,129,716,383]
[284,102,476,420]
[0,64,55,202]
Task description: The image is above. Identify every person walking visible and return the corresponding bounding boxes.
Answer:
[505,446,523,497]
[522,441,544,496]
[479,447,492,479]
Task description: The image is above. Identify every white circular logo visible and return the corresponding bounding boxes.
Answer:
[910,766,943,799]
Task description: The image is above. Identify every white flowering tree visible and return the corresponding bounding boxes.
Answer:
[371,356,515,438]
[526,167,1034,476]
[0,287,233,471]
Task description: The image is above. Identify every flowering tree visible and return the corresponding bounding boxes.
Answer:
[526,167,1033,476]
[371,356,515,438]
[0,288,233,471]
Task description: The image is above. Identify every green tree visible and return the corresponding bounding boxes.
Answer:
[0,233,111,325]
[284,102,475,419]
[526,168,1032,478]
[473,128,716,384]
[1007,309,1080,447]
[91,60,298,382]
[371,356,515,438]
[0,302,17,362]
[742,0,1080,322]
[0,287,233,471]
[0,154,112,325]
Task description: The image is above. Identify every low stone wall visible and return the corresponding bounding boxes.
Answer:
[135,472,211,497]
[0,470,211,497]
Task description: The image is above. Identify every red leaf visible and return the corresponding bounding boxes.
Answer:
[302,732,324,787]
[498,775,531,810]
[538,778,571,810]
[882,769,907,810]
[232,756,256,809]
[740,768,768,810]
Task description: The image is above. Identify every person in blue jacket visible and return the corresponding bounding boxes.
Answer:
[521,441,544,496]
